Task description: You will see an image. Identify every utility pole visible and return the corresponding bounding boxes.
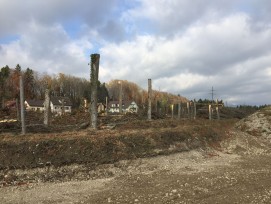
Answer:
[211,86,214,103]
[210,86,216,104]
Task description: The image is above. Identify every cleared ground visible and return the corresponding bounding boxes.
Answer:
[1,107,271,203]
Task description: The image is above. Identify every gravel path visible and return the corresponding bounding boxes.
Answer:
[1,148,271,204]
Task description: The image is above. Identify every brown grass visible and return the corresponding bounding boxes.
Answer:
[0,118,236,170]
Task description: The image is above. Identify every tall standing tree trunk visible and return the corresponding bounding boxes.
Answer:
[148,79,152,120]
[16,98,20,121]
[216,99,220,120]
[105,96,108,116]
[20,76,26,135]
[209,104,212,120]
[193,99,197,120]
[44,89,50,126]
[90,54,100,129]
[61,99,64,115]
[119,81,122,114]
[171,104,174,119]
[187,102,190,119]
[178,102,181,120]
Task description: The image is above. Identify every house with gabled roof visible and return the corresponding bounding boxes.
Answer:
[108,100,138,113]
[25,99,44,111]
[50,96,72,114]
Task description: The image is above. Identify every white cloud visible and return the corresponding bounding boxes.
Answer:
[0,0,118,38]
[153,74,208,92]
[0,21,92,77]
[99,13,271,105]
[1,0,271,105]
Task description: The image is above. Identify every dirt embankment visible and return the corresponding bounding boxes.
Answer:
[0,119,233,185]
[221,107,271,155]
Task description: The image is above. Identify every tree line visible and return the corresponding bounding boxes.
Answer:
[1,65,187,110]
[0,64,103,108]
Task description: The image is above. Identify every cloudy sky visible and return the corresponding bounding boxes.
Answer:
[1,0,271,105]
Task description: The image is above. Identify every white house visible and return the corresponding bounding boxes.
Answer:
[50,96,72,114]
[24,99,44,111]
[126,101,138,113]
[108,100,138,113]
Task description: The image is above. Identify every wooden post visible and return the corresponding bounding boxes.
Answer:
[216,99,220,120]
[90,53,100,129]
[209,104,212,120]
[19,76,26,135]
[194,99,197,120]
[148,79,152,120]
[44,89,50,126]
[187,102,190,119]
[119,81,122,114]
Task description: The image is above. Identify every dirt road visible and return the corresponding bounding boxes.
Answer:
[1,110,271,203]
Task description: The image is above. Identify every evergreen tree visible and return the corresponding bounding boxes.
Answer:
[97,82,109,103]
[24,68,35,99]
[0,65,10,107]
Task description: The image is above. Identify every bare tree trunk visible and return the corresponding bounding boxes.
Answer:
[216,99,220,120]
[44,89,50,126]
[155,99,158,113]
[90,54,100,129]
[171,104,174,119]
[187,102,190,119]
[61,99,64,115]
[119,81,122,114]
[105,96,108,116]
[16,98,20,121]
[209,104,212,120]
[20,76,26,135]
[178,102,181,120]
[148,79,152,120]
[193,99,197,120]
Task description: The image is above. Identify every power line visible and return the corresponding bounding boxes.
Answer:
[209,86,216,104]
